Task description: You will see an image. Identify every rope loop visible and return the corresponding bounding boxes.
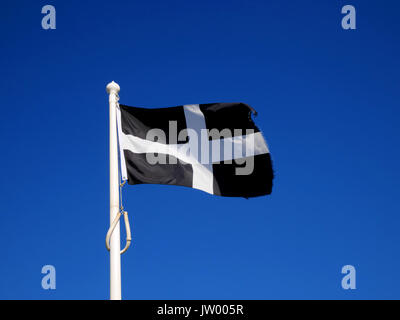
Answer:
[105,209,132,255]
[105,177,132,255]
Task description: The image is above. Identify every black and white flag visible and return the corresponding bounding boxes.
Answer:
[116,103,273,198]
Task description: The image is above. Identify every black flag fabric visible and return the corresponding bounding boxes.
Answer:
[116,103,273,198]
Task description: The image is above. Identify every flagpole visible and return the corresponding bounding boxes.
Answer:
[106,81,122,300]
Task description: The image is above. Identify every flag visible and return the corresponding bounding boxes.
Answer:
[116,103,273,198]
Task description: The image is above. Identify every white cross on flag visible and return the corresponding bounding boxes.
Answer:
[116,102,274,198]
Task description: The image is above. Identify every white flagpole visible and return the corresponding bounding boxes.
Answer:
[106,81,122,300]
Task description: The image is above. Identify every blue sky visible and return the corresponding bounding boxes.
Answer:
[0,0,399,299]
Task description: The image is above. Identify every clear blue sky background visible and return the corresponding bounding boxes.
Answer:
[0,0,399,299]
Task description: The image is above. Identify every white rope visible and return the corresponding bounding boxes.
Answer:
[106,209,131,254]
[105,99,132,254]
[106,180,132,254]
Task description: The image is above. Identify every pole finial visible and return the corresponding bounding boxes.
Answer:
[106,81,120,94]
